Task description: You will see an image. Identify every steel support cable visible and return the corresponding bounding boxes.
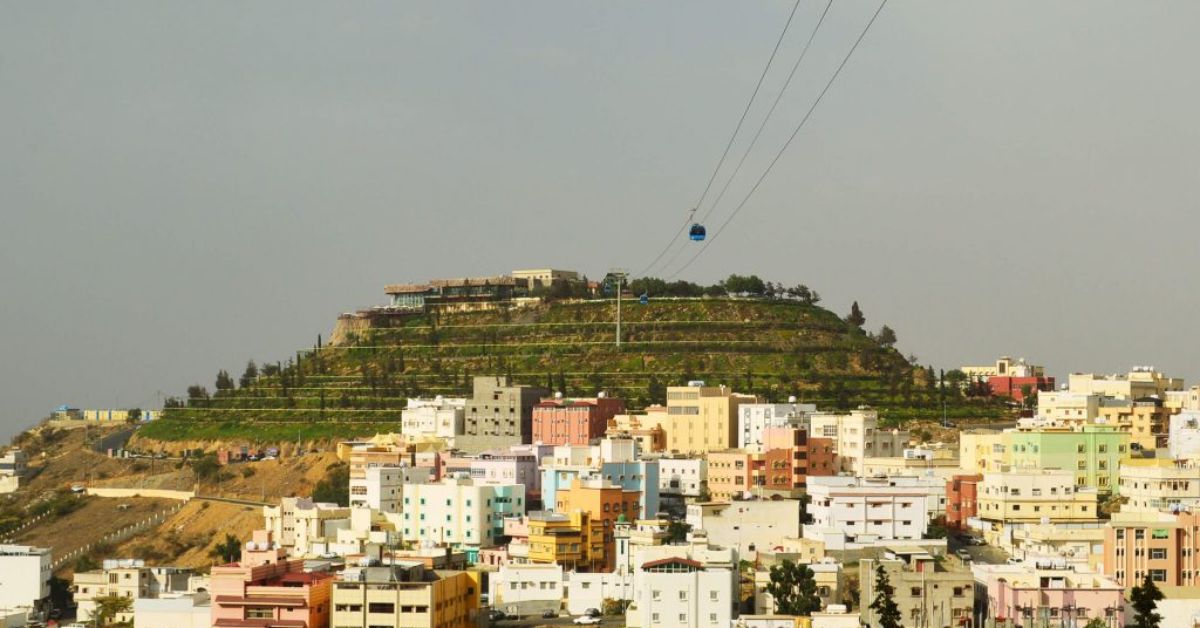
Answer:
[666,0,889,280]
[633,0,803,279]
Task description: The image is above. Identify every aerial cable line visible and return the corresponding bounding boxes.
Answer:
[633,0,803,279]
[666,0,889,281]
[696,0,835,227]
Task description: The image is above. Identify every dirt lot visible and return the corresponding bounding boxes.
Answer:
[111,499,265,570]
[13,496,176,571]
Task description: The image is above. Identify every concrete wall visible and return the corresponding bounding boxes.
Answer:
[86,488,194,501]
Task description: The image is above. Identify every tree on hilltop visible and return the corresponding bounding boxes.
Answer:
[846,301,866,328]
[239,360,259,388]
[877,325,897,347]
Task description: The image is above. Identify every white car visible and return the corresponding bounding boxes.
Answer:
[573,617,602,625]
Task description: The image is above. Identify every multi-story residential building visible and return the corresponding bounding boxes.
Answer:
[457,376,550,454]
[263,497,351,557]
[74,560,193,622]
[607,411,667,453]
[349,464,433,513]
[1120,459,1200,513]
[396,475,526,550]
[1169,410,1200,460]
[808,408,907,475]
[540,439,659,518]
[0,449,26,494]
[661,384,758,454]
[946,473,983,531]
[1068,367,1183,400]
[0,545,51,618]
[658,457,706,502]
[973,562,1125,627]
[806,436,836,477]
[557,476,642,570]
[1008,523,1106,569]
[804,476,929,550]
[1005,424,1130,493]
[469,444,548,507]
[626,556,738,628]
[210,530,333,628]
[330,562,478,628]
[1037,391,1102,424]
[705,450,755,502]
[977,469,1098,529]
[133,594,211,628]
[532,395,625,446]
[401,396,466,440]
[958,429,1006,473]
[1104,509,1200,588]
[860,551,974,628]
[1098,396,1173,451]
[737,402,815,449]
[505,510,606,572]
[345,439,443,487]
[686,499,801,559]
[488,563,564,616]
[861,447,961,482]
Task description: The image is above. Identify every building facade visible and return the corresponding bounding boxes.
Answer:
[661,384,758,454]
[531,396,625,446]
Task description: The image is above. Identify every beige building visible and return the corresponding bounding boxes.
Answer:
[1067,367,1183,399]
[809,408,908,475]
[976,469,1099,543]
[861,446,961,482]
[330,562,478,628]
[860,551,974,627]
[1119,458,1200,513]
[661,384,758,454]
[74,560,193,622]
[753,559,842,614]
[961,356,1045,380]
[510,268,581,291]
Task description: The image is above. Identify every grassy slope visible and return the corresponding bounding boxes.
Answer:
[143,298,1006,442]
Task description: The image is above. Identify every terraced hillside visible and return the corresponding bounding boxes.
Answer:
[142,298,1007,441]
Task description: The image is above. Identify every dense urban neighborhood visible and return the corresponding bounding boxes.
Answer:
[0,271,1195,628]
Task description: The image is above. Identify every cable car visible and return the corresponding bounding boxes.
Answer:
[689,223,706,241]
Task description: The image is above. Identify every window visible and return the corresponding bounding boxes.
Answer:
[368,603,395,614]
[246,608,274,620]
[1151,549,1167,560]
[1149,569,1167,582]
[911,587,922,596]
[652,590,661,600]
[652,613,660,623]
[709,613,718,623]
[679,614,687,622]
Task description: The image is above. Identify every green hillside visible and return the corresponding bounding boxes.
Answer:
[141,297,1007,442]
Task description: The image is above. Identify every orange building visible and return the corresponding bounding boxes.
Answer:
[806,437,837,477]
[706,450,754,501]
[1104,510,1200,588]
[555,476,641,571]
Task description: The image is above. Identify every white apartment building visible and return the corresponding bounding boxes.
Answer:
[1170,411,1200,460]
[804,476,929,550]
[659,458,706,497]
[262,497,350,557]
[400,396,466,440]
[489,563,564,616]
[395,475,525,548]
[685,499,800,559]
[626,556,738,628]
[737,403,815,449]
[0,545,51,616]
[1119,459,1200,513]
[0,450,26,494]
[74,560,193,621]
[808,408,908,475]
[348,464,433,513]
[133,594,211,628]
[1068,368,1183,400]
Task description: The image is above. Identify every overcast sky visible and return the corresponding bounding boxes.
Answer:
[3,2,1199,440]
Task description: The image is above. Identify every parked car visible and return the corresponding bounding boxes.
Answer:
[542,610,559,619]
[574,617,602,625]
[585,608,601,618]
[488,610,506,622]
[955,549,972,561]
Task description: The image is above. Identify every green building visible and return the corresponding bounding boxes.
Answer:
[1004,424,1129,494]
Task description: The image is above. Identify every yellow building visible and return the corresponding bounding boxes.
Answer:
[976,469,1099,543]
[514,510,606,572]
[661,384,757,454]
[1097,398,1172,451]
[958,430,1006,473]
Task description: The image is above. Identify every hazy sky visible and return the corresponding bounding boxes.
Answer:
[3,2,1199,440]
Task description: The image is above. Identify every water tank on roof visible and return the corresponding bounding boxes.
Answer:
[246,542,257,551]
[554,391,563,399]
[788,395,797,403]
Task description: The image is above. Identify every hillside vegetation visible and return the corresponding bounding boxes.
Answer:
[142,296,1006,442]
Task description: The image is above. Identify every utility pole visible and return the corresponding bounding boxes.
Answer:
[609,268,628,349]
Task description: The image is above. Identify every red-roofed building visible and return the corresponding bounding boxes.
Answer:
[989,375,1055,402]
[532,396,625,446]
[210,530,333,628]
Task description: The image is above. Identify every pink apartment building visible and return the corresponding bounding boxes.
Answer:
[210,530,333,628]
[976,563,1125,627]
[531,397,625,446]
